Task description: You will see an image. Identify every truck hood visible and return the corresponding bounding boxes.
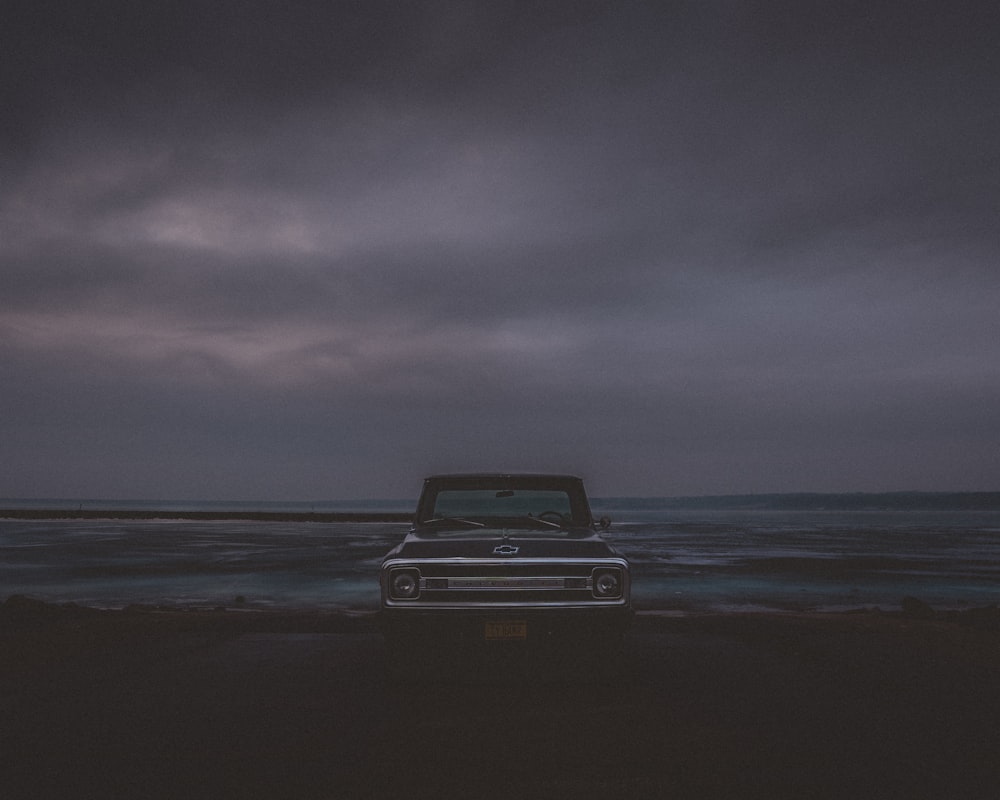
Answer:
[387,528,619,560]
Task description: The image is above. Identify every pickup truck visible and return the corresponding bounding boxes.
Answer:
[379,473,631,670]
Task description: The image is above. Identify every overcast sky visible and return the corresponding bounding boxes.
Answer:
[3,1,998,500]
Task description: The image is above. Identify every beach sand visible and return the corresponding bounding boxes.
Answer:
[3,597,998,799]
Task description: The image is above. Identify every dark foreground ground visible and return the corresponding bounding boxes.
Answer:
[2,599,998,800]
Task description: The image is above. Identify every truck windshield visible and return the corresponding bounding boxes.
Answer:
[431,489,573,521]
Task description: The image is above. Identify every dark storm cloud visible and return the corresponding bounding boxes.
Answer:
[2,1,999,498]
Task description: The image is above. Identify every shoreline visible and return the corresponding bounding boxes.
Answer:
[4,593,998,631]
[4,594,999,798]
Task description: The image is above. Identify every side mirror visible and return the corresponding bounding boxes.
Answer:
[598,516,611,530]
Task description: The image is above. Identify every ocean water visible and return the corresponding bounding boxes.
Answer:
[1,501,998,613]
[603,506,1000,613]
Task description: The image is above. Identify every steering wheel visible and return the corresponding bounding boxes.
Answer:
[537,510,565,523]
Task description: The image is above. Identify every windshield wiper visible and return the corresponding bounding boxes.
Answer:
[518,515,563,530]
[423,517,487,528]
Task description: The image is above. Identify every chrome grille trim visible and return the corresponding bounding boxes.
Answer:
[436,577,573,590]
[381,557,629,609]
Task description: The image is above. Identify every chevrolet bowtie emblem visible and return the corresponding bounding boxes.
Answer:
[493,544,519,555]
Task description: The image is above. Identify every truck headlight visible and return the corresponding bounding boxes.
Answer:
[389,568,420,600]
[592,568,623,599]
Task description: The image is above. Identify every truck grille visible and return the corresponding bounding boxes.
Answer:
[382,559,628,607]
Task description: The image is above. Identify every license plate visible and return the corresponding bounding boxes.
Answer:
[484,620,527,641]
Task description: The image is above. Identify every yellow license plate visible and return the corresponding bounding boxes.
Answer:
[484,620,527,641]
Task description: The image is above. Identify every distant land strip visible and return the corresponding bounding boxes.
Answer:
[3,492,999,520]
[0,509,414,523]
[597,492,1000,511]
